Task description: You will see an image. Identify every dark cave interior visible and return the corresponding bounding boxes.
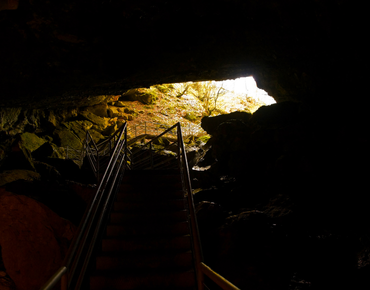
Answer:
[0,1,369,290]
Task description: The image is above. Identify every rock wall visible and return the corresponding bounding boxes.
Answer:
[0,189,76,290]
[0,0,364,113]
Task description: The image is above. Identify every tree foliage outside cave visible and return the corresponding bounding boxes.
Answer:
[174,81,226,116]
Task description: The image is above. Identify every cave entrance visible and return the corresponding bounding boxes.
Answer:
[212,76,276,114]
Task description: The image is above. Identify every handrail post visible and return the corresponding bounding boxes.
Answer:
[150,142,153,169]
[177,123,204,290]
[61,273,68,290]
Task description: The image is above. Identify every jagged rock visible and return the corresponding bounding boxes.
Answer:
[32,142,66,160]
[0,108,22,133]
[113,101,126,107]
[251,101,301,126]
[201,111,252,135]
[124,107,135,114]
[102,124,117,136]
[53,128,82,150]
[0,189,76,290]
[108,105,122,117]
[1,139,35,171]
[121,88,155,105]
[0,170,41,187]
[79,111,110,132]
[87,129,105,144]
[20,132,47,152]
[62,120,93,141]
[87,102,110,118]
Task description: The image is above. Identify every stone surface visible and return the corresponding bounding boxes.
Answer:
[201,111,252,135]
[121,89,155,105]
[79,111,110,132]
[20,132,47,152]
[0,0,363,118]
[0,170,40,187]
[1,139,35,171]
[0,189,76,290]
[53,127,82,149]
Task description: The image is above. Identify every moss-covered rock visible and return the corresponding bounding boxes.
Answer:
[53,128,82,150]
[62,120,93,141]
[20,132,47,153]
[121,88,156,105]
[79,111,110,132]
[86,103,110,118]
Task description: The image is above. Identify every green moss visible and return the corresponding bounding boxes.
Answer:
[198,135,211,143]
[184,112,198,122]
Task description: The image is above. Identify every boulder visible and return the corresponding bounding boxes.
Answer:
[108,105,123,117]
[86,103,110,118]
[20,132,47,152]
[251,101,301,126]
[113,101,126,107]
[61,120,93,141]
[102,124,118,136]
[0,170,41,187]
[79,111,110,132]
[1,139,35,171]
[53,128,82,150]
[201,111,252,135]
[0,190,76,290]
[121,88,156,104]
[0,108,22,133]
[32,142,66,160]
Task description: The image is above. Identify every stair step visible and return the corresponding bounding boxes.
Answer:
[109,210,188,224]
[90,269,196,290]
[113,199,185,212]
[106,221,190,237]
[102,235,192,252]
[119,183,183,192]
[122,174,182,184]
[96,251,193,270]
[116,190,184,201]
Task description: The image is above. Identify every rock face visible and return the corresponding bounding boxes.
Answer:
[192,104,370,289]
[0,0,363,118]
[0,189,76,290]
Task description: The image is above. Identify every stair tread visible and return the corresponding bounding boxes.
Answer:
[95,252,194,271]
[106,221,190,237]
[113,198,186,210]
[90,268,196,289]
[90,169,196,290]
[102,235,191,252]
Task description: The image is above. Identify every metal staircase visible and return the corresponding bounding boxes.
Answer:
[40,122,240,290]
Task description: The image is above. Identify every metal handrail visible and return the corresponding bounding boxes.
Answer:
[40,123,130,290]
[176,123,241,290]
[139,122,240,290]
[40,122,239,290]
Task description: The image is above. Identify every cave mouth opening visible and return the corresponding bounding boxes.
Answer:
[164,76,276,117]
[215,76,276,112]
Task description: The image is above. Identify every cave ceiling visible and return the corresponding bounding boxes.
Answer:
[0,0,360,109]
